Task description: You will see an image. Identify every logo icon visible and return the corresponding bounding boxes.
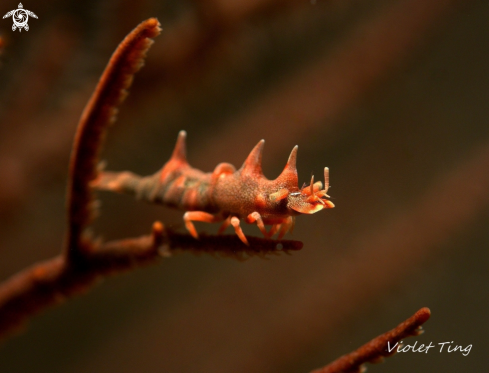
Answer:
[3,3,37,32]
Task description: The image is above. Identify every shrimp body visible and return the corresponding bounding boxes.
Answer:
[94,131,334,245]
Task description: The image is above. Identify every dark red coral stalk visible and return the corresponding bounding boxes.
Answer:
[311,307,431,373]
[0,19,301,339]
[66,18,161,260]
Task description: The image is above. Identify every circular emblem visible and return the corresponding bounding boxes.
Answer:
[12,8,29,31]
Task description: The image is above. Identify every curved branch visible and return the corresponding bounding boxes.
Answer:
[66,18,161,260]
[311,307,431,373]
[0,17,304,341]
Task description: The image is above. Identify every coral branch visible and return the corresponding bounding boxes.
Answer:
[165,229,302,260]
[0,17,306,341]
[310,307,431,373]
[0,222,301,339]
[65,18,161,260]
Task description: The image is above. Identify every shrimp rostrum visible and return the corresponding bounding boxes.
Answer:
[94,131,334,245]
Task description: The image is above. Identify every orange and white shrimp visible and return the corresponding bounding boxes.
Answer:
[94,131,334,245]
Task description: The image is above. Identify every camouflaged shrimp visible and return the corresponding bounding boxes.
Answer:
[94,131,334,245]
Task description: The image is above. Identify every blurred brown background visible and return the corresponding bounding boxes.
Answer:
[0,0,487,372]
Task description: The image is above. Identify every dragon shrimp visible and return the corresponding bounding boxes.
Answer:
[94,131,334,245]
